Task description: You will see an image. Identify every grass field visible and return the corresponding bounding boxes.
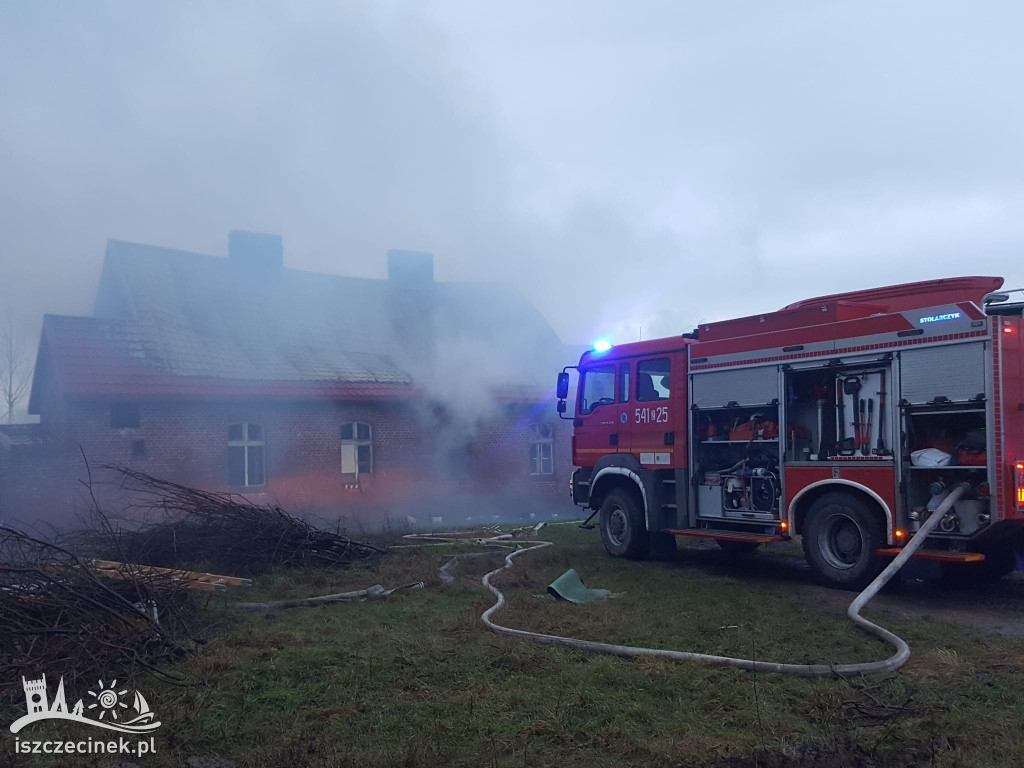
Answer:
[8,524,1024,767]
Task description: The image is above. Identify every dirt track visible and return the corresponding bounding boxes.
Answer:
[673,542,1024,638]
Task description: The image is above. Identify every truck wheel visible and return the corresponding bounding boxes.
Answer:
[802,493,885,591]
[599,488,649,559]
[717,540,760,555]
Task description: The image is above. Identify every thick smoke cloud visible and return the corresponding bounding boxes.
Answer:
[2,0,1024,375]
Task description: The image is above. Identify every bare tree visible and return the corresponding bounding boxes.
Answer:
[0,316,33,424]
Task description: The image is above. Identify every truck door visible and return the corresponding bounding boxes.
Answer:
[575,362,625,460]
[631,355,675,469]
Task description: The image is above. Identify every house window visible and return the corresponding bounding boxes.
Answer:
[446,440,473,481]
[529,422,554,475]
[228,423,265,486]
[110,403,140,428]
[341,422,373,477]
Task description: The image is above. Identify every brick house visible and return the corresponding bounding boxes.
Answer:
[0,232,576,528]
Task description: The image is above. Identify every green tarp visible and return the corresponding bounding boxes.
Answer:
[547,569,611,604]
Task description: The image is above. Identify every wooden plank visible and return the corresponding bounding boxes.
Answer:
[90,565,228,592]
[174,580,227,593]
[92,559,252,587]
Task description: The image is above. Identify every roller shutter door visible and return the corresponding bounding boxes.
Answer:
[900,343,986,405]
[691,366,779,408]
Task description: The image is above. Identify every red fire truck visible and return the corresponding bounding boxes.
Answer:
[556,277,1024,589]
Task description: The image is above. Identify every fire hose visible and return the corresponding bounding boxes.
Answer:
[478,483,970,677]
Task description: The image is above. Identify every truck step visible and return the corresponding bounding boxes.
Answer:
[877,548,985,563]
[671,529,788,544]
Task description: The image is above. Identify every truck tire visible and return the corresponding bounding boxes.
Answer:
[802,492,885,591]
[599,488,649,559]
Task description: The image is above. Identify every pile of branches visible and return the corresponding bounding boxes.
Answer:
[0,525,201,693]
[102,466,383,574]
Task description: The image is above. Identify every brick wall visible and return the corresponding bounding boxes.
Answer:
[0,432,79,527]
[1,396,575,529]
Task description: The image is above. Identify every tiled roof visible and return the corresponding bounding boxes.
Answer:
[33,314,419,402]
[31,239,566,407]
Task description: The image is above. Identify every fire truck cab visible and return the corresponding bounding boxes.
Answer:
[559,277,1024,589]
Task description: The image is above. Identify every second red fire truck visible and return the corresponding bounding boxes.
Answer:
[556,276,1024,589]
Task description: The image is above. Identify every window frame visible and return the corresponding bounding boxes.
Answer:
[228,422,266,487]
[618,363,631,404]
[341,422,373,478]
[636,357,671,403]
[528,422,555,476]
[578,364,616,414]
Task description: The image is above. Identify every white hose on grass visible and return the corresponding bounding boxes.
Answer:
[480,483,970,677]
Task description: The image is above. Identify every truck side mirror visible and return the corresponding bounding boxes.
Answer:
[557,399,567,414]
[556,372,570,400]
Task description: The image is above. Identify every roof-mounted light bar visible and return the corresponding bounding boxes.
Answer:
[983,288,1024,317]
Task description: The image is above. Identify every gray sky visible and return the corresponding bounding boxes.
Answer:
[2,1,1023,350]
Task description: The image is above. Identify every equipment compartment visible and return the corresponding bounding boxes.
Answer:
[783,368,837,462]
[901,405,992,537]
[834,370,890,458]
[693,403,781,520]
[782,365,894,461]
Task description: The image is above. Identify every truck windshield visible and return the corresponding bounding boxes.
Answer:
[580,364,615,414]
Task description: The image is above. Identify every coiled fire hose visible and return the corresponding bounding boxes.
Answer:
[479,483,969,677]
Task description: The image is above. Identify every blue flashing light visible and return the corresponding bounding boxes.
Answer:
[593,339,612,353]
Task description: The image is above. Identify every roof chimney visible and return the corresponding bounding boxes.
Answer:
[229,230,283,272]
[386,250,435,369]
[387,250,434,285]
